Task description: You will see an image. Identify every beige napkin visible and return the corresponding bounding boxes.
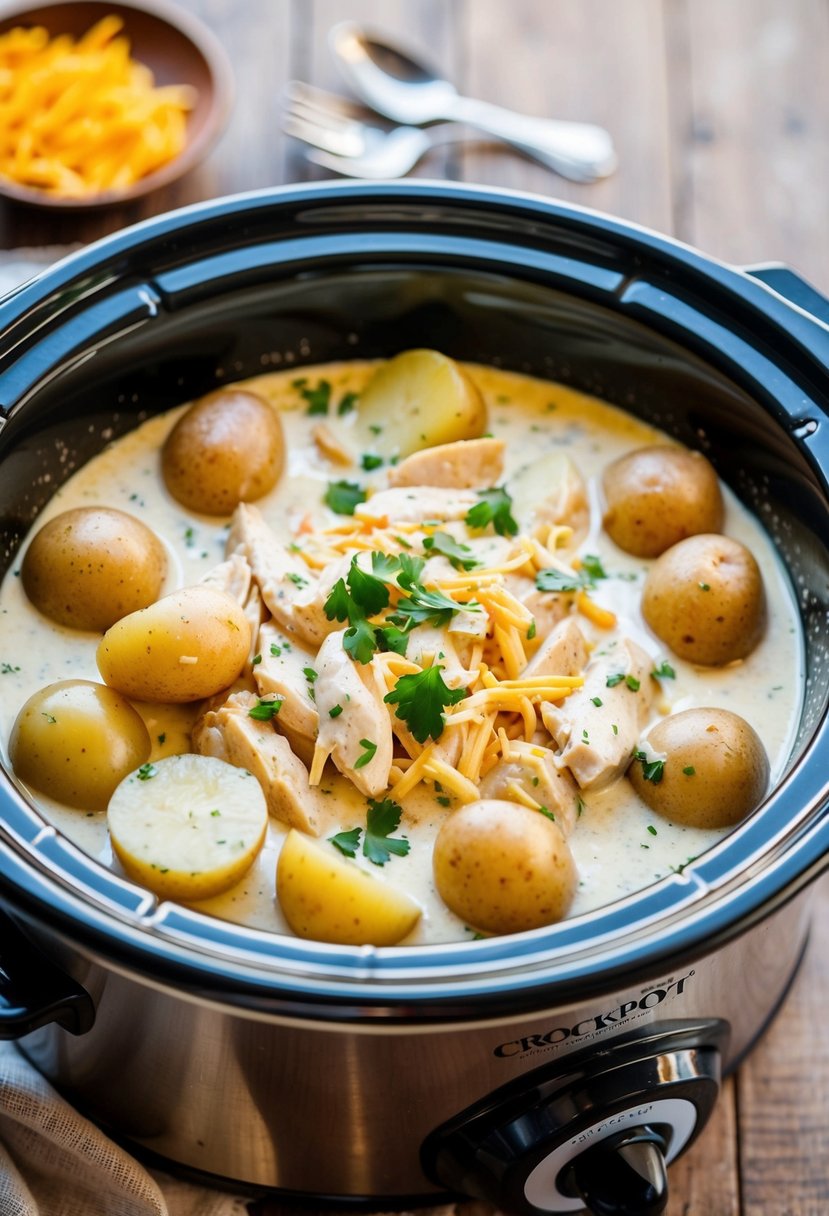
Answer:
[0,1042,249,1216]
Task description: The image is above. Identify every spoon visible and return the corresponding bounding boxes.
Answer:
[329,21,617,183]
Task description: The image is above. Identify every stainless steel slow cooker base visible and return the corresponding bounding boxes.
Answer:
[2,183,829,1215]
[14,891,810,1206]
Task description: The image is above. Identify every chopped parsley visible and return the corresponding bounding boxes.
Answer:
[286,571,308,589]
[329,826,361,857]
[343,617,379,665]
[329,704,343,718]
[632,750,665,783]
[337,391,359,415]
[384,665,466,743]
[360,452,383,471]
[527,619,537,640]
[269,643,282,657]
[251,653,262,667]
[580,553,607,580]
[0,662,20,674]
[465,486,518,537]
[606,672,641,691]
[699,581,711,592]
[324,480,366,516]
[647,824,658,836]
[248,698,282,721]
[535,567,589,594]
[388,584,468,631]
[683,765,696,777]
[652,660,676,680]
[296,378,332,415]
[353,738,378,769]
[329,799,410,866]
[422,530,479,571]
[591,696,603,707]
[136,763,157,781]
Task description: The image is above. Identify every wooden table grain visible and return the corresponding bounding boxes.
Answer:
[2,3,828,1213]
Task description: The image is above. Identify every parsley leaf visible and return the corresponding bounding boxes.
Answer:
[423,530,480,571]
[361,452,383,471]
[652,660,676,680]
[324,577,358,623]
[363,798,410,865]
[388,584,465,631]
[297,378,331,415]
[535,567,589,594]
[343,618,379,665]
[324,480,366,515]
[465,486,518,537]
[581,553,607,580]
[337,391,359,415]
[347,556,391,616]
[396,552,426,589]
[354,738,378,769]
[370,551,402,582]
[248,698,282,721]
[632,750,665,783]
[329,827,361,857]
[384,665,466,743]
[137,762,157,780]
[375,624,410,656]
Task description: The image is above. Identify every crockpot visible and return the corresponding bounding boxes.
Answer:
[1,181,828,1216]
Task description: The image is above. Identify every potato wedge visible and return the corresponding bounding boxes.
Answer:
[276,829,421,946]
[353,349,486,459]
[108,753,268,902]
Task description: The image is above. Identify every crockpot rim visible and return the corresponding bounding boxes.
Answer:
[1,179,828,1018]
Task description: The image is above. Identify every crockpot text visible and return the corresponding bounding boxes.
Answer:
[493,972,694,1058]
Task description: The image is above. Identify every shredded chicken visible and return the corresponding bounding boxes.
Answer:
[192,691,324,835]
[542,639,654,790]
[478,739,580,835]
[313,629,394,798]
[388,437,505,489]
[253,620,319,746]
[355,486,478,525]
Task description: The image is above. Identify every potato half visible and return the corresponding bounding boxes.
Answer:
[108,753,268,901]
[353,349,487,459]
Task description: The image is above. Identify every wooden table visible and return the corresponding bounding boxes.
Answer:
[2,3,828,1213]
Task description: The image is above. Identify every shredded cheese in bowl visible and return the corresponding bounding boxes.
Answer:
[0,15,196,198]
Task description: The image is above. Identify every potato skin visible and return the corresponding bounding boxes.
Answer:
[433,799,577,935]
[97,585,251,702]
[21,507,167,631]
[602,445,724,558]
[9,680,151,811]
[628,707,770,829]
[161,389,284,515]
[355,349,487,458]
[642,533,766,665]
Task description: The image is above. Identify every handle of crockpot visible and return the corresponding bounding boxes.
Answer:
[0,909,95,1038]
[743,263,829,327]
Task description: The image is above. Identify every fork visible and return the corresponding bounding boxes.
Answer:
[282,81,500,178]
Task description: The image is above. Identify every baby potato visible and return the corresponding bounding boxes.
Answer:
[276,829,421,946]
[433,799,577,936]
[628,707,770,829]
[97,585,251,703]
[602,445,724,558]
[108,753,268,902]
[642,533,766,665]
[161,388,285,516]
[21,507,166,631]
[9,680,151,811]
[354,349,487,459]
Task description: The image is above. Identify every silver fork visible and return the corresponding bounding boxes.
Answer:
[282,81,486,178]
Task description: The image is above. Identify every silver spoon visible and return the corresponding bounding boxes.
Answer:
[329,21,617,183]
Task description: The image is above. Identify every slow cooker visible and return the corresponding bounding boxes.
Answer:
[0,182,828,1216]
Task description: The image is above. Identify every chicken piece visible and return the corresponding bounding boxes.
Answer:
[200,553,252,604]
[507,573,571,643]
[253,620,319,747]
[192,691,323,835]
[224,504,326,645]
[479,739,581,836]
[387,437,505,489]
[523,617,589,679]
[542,639,654,791]
[200,554,264,669]
[355,486,478,526]
[509,453,590,549]
[403,625,476,690]
[314,630,394,798]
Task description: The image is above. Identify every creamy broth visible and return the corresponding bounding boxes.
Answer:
[0,362,804,944]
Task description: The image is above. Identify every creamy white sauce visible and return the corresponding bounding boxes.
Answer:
[0,363,804,944]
